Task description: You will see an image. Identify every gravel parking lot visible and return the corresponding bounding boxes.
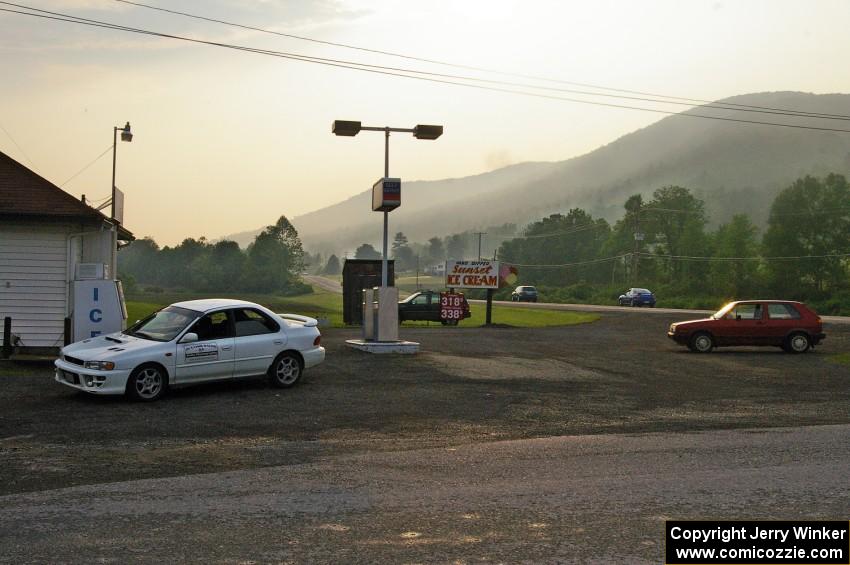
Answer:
[1,310,849,496]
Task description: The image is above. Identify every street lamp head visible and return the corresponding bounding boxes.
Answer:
[120,122,133,142]
[413,124,443,140]
[332,120,361,137]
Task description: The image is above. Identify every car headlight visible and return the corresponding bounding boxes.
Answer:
[84,360,116,371]
[669,324,677,333]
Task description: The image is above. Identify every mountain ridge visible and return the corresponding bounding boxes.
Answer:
[221,91,850,253]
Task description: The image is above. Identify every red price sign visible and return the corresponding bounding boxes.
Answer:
[440,292,465,321]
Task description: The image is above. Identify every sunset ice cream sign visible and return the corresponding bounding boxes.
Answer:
[445,260,500,289]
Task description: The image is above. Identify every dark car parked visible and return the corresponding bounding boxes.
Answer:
[511,286,538,302]
[618,288,656,307]
[398,290,471,325]
[667,300,825,353]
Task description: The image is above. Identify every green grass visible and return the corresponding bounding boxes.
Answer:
[127,289,343,327]
[471,306,598,327]
[828,353,850,366]
[126,288,598,329]
[400,304,599,328]
[395,275,444,294]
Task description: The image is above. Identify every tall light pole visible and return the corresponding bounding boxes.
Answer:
[111,121,133,221]
[332,120,442,289]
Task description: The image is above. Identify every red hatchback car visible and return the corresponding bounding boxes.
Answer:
[668,300,825,353]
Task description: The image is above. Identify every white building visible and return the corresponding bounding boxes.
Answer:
[0,151,134,353]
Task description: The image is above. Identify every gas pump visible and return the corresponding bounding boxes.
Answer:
[71,263,128,342]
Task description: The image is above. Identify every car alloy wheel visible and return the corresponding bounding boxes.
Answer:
[127,364,166,401]
[787,332,811,354]
[269,353,302,388]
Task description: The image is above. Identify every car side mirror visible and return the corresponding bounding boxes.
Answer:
[735,314,742,321]
[179,332,198,344]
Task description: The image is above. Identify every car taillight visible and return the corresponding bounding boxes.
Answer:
[313,335,321,346]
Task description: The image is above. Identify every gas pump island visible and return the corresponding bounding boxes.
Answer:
[333,120,443,354]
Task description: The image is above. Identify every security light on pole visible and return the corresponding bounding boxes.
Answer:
[111,121,133,221]
[331,120,443,288]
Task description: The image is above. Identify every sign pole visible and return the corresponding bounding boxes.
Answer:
[486,288,494,325]
[382,128,390,288]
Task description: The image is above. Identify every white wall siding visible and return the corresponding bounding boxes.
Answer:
[0,223,70,349]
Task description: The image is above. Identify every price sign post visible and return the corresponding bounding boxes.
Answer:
[440,291,465,325]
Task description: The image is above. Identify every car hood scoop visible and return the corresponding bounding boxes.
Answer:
[63,333,154,358]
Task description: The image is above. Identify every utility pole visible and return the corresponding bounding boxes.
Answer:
[632,202,642,281]
[474,231,487,260]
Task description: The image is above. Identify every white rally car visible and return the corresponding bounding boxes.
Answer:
[55,299,325,401]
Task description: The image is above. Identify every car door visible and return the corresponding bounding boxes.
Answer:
[427,292,443,321]
[724,302,765,345]
[232,307,285,377]
[407,293,430,320]
[175,310,235,383]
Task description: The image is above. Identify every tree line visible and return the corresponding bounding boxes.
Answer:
[118,216,310,295]
[313,224,518,275]
[495,173,850,313]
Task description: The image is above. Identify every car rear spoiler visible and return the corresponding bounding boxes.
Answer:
[277,314,318,327]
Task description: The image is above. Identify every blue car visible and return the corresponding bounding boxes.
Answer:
[618,288,656,307]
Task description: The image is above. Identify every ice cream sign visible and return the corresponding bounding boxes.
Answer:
[445,260,500,289]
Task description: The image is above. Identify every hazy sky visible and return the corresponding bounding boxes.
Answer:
[1,0,849,245]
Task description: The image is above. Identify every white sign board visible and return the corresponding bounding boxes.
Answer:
[72,280,127,341]
[445,260,500,289]
[113,188,125,223]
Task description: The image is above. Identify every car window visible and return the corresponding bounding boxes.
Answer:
[411,294,429,305]
[727,303,762,320]
[233,308,279,336]
[767,303,802,320]
[190,311,233,341]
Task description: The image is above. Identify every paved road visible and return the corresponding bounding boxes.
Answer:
[304,274,850,324]
[472,298,711,316]
[472,299,850,325]
[2,424,848,563]
[304,274,342,294]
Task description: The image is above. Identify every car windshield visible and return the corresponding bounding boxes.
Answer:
[123,306,201,342]
[712,303,735,319]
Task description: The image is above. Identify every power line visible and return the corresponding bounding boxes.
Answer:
[638,251,850,262]
[514,222,608,240]
[112,0,850,122]
[60,144,113,186]
[0,121,38,171]
[84,194,112,204]
[505,254,630,268]
[5,4,850,135]
[504,250,850,268]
